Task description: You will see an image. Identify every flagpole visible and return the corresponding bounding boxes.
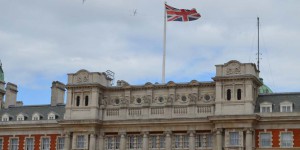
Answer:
[162,1,167,84]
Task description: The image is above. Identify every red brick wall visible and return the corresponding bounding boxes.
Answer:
[47,134,59,150]
[16,135,26,150]
[288,129,300,147]
[33,134,42,150]
[267,129,284,147]
[1,136,11,150]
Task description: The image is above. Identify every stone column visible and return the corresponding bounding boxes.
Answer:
[215,129,222,150]
[89,133,96,150]
[188,130,195,150]
[98,133,104,150]
[64,132,71,150]
[142,132,149,150]
[119,132,126,150]
[165,131,172,150]
[246,129,253,150]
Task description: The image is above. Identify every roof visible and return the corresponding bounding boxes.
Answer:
[0,104,65,121]
[255,92,300,112]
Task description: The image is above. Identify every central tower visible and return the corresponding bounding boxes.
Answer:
[213,60,262,115]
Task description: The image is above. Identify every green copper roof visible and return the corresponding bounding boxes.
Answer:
[259,78,273,94]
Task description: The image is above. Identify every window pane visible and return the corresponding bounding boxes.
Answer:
[26,138,34,150]
[229,132,239,146]
[260,133,271,147]
[77,135,85,149]
[57,137,64,150]
[10,139,18,150]
[281,133,292,147]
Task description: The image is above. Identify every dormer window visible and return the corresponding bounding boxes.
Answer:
[260,102,272,113]
[48,112,57,120]
[17,114,25,121]
[2,114,10,122]
[280,101,293,112]
[32,113,41,121]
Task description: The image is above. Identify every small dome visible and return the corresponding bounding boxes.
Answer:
[259,78,273,94]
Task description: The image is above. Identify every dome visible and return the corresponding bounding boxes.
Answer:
[259,78,273,94]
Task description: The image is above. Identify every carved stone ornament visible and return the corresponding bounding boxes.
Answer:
[226,62,241,75]
[142,95,151,104]
[77,71,89,83]
[188,93,197,103]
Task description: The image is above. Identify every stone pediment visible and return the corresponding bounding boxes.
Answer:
[224,60,242,75]
[75,69,90,83]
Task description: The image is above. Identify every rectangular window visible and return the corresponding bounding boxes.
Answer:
[260,133,271,147]
[57,137,65,150]
[206,134,213,147]
[149,135,165,149]
[0,138,3,150]
[127,135,142,150]
[281,132,292,147]
[195,134,213,148]
[106,136,120,150]
[25,138,34,150]
[10,138,18,150]
[281,106,292,112]
[41,138,50,150]
[76,135,85,149]
[229,132,239,146]
[262,107,271,113]
[173,134,189,149]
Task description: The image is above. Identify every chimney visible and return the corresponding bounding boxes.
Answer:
[51,81,66,106]
[4,82,18,108]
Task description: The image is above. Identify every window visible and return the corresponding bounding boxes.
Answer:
[260,133,271,147]
[149,135,165,149]
[280,102,293,112]
[106,135,120,150]
[25,138,34,150]
[0,138,3,150]
[85,96,89,106]
[2,114,9,122]
[41,138,50,150]
[32,113,40,121]
[281,132,292,148]
[237,89,241,100]
[76,135,85,149]
[260,102,272,113]
[10,138,18,150]
[196,133,213,148]
[17,114,25,121]
[127,135,142,149]
[48,113,56,120]
[173,134,189,149]
[227,89,231,100]
[57,137,65,150]
[76,96,80,106]
[229,132,239,146]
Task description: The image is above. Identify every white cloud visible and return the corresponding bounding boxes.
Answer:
[0,0,299,104]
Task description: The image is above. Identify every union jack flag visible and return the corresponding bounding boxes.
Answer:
[165,4,201,22]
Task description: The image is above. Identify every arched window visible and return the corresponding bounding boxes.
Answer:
[227,89,231,100]
[76,96,80,106]
[85,96,89,106]
[237,89,242,100]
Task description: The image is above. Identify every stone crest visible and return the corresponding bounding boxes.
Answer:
[226,61,241,75]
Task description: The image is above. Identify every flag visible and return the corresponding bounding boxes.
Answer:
[165,4,201,22]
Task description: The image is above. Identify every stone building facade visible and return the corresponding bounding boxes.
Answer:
[0,60,300,150]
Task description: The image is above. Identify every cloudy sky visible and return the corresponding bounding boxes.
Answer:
[0,0,299,105]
